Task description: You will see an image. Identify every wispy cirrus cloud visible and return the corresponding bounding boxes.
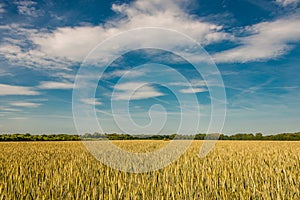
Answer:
[0,68,13,77]
[81,98,102,106]
[0,106,21,112]
[0,40,74,71]
[113,82,164,100]
[213,13,300,63]
[276,0,300,7]
[38,81,74,89]
[103,69,146,79]
[10,102,41,108]
[169,80,208,94]
[0,83,39,96]
[0,23,76,71]
[179,87,207,94]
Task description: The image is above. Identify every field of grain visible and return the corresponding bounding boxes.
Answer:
[0,141,299,199]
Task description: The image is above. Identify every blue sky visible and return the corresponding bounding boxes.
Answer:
[0,0,299,135]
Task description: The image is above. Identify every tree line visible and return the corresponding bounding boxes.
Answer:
[0,133,80,141]
[1,132,300,141]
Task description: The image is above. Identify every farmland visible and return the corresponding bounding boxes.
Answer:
[0,141,299,199]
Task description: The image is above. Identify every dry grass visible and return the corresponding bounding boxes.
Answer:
[0,141,299,199]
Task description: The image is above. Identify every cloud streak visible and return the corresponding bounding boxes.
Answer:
[38,81,74,90]
[113,82,164,100]
[180,87,207,94]
[81,98,102,106]
[10,102,41,108]
[0,84,39,96]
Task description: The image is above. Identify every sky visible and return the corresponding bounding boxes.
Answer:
[0,0,299,135]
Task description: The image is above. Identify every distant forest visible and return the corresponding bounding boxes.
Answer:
[1,132,300,141]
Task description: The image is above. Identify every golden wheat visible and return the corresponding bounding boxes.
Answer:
[0,141,299,199]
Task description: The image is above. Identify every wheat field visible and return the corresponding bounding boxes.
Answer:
[0,141,299,199]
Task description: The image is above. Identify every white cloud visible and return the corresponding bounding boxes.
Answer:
[213,14,300,63]
[0,106,21,112]
[109,0,230,44]
[32,26,109,62]
[38,81,74,89]
[0,0,230,69]
[0,84,39,96]
[169,79,207,94]
[14,0,38,17]
[0,42,73,70]
[1,0,298,71]
[179,87,207,94]
[276,0,300,7]
[10,102,41,108]
[0,24,75,71]
[113,82,164,100]
[81,98,102,106]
